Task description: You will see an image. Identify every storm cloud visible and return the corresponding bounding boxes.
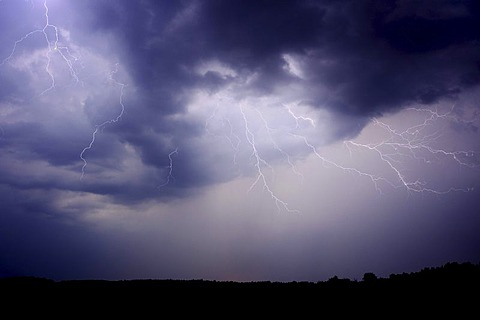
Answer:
[67,0,480,190]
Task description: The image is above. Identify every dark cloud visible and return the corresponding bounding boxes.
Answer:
[0,121,86,166]
[60,0,480,163]
[77,0,480,112]
[101,0,479,190]
[0,0,478,197]
[199,0,325,58]
[374,1,480,53]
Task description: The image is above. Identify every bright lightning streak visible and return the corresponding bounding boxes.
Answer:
[339,106,478,194]
[1,2,177,187]
[240,106,299,213]
[403,106,479,169]
[283,103,478,195]
[283,103,395,193]
[205,97,478,213]
[285,105,315,128]
[0,1,125,179]
[292,133,391,194]
[80,63,126,179]
[0,0,102,178]
[1,0,79,95]
[158,148,179,188]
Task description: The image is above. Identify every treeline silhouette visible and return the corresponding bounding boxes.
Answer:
[1,262,479,290]
[1,262,478,312]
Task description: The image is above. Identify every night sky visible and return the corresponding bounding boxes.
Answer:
[1,0,480,281]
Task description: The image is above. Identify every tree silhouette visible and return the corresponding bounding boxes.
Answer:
[363,272,378,282]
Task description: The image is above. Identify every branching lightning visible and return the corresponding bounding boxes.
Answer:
[1,0,183,188]
[303,105,478,195]
[204,96,479,213]
[1,0,79,95]
[283,107,393,194]
[240,106,299,213]
[340,106,478,194]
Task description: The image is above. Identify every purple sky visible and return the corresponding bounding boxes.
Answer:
[1,0,479,281]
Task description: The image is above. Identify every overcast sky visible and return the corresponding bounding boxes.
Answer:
[1,0,479,281]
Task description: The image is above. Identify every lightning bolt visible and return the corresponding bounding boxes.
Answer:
[283,104,392,193]
[282,103,479,195]
[338,106,478,194]
[204,98,304,212]
[0,0,103,178]
[402,106,479,169]
[208,98,478,212]
[240,105,299,213]
[158,148,179,188]
[1,0,79,96]
[285,104,315,128]
[2,1,182,188]
[291,134,392,194]
[80,63,126,179]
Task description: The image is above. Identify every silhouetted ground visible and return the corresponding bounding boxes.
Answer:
[1,262,479,314]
